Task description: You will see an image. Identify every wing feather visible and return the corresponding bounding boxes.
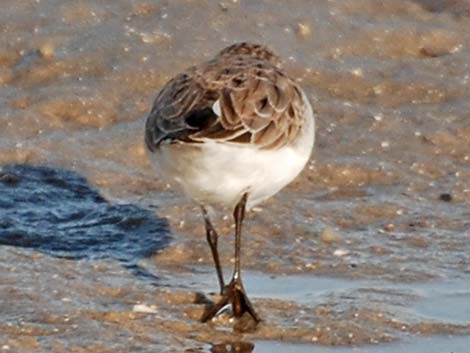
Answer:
[145,48,307,151]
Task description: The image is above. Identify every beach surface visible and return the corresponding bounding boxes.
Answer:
[1,0,470,352]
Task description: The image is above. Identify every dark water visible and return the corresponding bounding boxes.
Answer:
[0,164,170,261]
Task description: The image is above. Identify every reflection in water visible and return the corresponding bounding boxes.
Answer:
[0,164,170,262]
[211,341,254,353]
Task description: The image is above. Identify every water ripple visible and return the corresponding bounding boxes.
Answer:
[0,164,170,262]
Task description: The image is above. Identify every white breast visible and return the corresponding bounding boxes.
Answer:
[148,98,315,209]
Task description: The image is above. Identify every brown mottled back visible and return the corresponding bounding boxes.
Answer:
[145,42,308,151]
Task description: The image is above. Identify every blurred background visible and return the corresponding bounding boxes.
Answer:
[1,1,469,352]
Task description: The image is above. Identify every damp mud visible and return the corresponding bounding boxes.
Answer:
[1,0,470,352]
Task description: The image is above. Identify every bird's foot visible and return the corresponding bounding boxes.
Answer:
[201,276,260,324]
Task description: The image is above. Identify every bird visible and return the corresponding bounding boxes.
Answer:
[144,42,315,324]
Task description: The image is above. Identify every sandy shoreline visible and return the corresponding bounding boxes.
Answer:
[1,0,470,352]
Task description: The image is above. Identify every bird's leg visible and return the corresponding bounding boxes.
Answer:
[229,193,260,321]
[201,193,260,323]
[201,206,225,294]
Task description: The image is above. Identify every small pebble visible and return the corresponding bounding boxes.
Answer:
[333,248,349,257]
[373,85,384,95]
[373,114,383,121]
[320,228,342,243]
[351,68,363,77]
[39,42,55,58]
[219,2,228,11]
[132,304,158,314]
[296,23,311,38]
[439,193,452,202]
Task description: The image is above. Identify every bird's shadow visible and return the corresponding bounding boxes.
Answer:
[0,164,170,282]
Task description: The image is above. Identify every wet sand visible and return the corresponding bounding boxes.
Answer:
[1,0,470,352]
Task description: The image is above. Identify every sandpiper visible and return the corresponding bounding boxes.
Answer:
[145,42,315,323]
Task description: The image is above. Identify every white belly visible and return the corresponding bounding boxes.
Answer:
[148,103,315,209]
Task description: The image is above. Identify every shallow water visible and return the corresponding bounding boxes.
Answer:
[157,265,470,326]
[1,0,470,352]
[252,335,470,353]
